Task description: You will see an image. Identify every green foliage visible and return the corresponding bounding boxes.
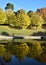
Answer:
[3,51,12,62]
[6,42,29,61]
[15,9,30,29]
[27,11,34,18]
[38,42,46,63]
[0,44,6,56]
[14,43,29,61]
[17,9,26,14]
[0,5,45,29]
[27,42,42,58]
[5,9,16,26]
[5,3,14,10]
[31,13,43,27]
[7,43,15,54]
[0,8,7,24]
[0,41,46,62]
[27,12,43,29]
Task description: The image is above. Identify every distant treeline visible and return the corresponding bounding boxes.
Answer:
[0,3,46,29]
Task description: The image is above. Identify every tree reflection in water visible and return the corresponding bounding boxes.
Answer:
[14,43,29,61]
[0,41,46,63]
[3,52,12,62]
[27,41,42,58]
[0,56,8,65]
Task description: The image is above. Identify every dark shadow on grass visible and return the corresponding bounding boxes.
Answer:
[1,31,10,36]
[31,32,46,36]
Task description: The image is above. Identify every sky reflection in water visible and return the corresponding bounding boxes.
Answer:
[8,55,46,65]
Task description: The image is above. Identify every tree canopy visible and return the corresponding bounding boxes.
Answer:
[15,9,30,29]
[5,9,16,26]
[0,4,45,29]
[0,8,7,24]
[27,12,43,29]
[5,3,14,10]
[37,8,46,23]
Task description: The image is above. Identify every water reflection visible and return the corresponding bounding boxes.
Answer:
[8,55,46,65]
[0,56,8,65]
[0,41,46,65]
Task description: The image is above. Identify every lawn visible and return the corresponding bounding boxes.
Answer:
[0,26,45,36]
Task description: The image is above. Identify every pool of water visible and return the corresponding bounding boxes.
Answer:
[8,56,46,65]
[0,40,46,65]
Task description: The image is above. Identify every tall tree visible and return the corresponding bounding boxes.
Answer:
[37,8,46,23]
[27,12,43,29]
[15,9,30,29]
[5,9,16,26]
[5,3,14,10]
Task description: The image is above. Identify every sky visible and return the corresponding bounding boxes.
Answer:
[0,0,46,12]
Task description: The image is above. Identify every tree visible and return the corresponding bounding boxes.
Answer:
[27,10,33,18]
[37,8,46,23]
[0,8,7,24]
[31,13,43,29]
[17,9,26,14]
[5,9,16,26]
[15,9,30,29]
[27,12,43,29]
[5,3,14,10]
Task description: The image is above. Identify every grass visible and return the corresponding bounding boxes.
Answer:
[0,26,45,36]
[0,25,46,44]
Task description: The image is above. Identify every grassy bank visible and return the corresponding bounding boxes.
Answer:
[0,26,45,36]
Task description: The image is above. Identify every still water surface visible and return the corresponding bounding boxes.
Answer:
[8,55,46,65]
[0,40,46,65]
